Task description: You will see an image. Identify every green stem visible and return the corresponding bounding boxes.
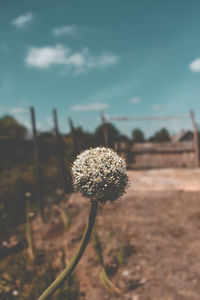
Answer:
[26,198,35,261]
[38,200,98,300]
[92,227,121,295]
[92,227,104,266]
[100,267,121,295]
[60,208,71,230]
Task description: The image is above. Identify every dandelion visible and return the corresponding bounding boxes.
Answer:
[39,147,128,300]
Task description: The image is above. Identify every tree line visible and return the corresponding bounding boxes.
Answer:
[0,115,171,145]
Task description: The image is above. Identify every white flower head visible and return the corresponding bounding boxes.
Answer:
[2,241,8,247]
[29,212,34,218]
[72,147,128,203]
[12,290,18,296]
[25,192,31,198]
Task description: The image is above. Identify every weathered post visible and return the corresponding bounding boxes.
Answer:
[53,109,68,193]
[68,117,79,156]
[101,113,108,147]
[30,106,44,219]
[190,109,200,167]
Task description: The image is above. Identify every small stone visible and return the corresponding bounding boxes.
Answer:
[123,270,130,276]
[124,293,132,300]
[140,278,147,284]
[132,295,140,300]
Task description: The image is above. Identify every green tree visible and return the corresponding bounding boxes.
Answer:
[38,131,54,142]
[95,123,119,148]
[149,127,170,142]
[0,115,27,138]
[66,126,95,152]
[119,134,131,143]
[132,128,145,143]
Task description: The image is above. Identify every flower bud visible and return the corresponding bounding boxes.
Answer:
[72,147,128,203]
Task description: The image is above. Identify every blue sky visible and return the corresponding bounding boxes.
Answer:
[0,0,200,137]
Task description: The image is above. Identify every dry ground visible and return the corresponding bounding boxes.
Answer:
[33,168,200,300]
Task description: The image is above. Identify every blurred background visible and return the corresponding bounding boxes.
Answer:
[0,1,200,299]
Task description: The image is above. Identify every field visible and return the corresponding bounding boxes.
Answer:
[30,168,200,300]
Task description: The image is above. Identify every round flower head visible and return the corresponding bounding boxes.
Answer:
[72,147,128,203]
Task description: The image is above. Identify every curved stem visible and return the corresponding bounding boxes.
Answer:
[38,200,98,300]
[100,267,121,295]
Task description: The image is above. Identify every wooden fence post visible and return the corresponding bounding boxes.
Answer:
[190,109,200,167]
[68,117,79,156]
[101,113,108,147]
[53,109,68,193]
[30,107,44,219]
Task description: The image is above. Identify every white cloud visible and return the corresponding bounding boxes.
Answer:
[25,44,119,72]
[153,104,164,111]
[70,102,109,112]
[25,45,70,69]
[130,97,141,103]
[52,25,78,37]
[12,12,34,29]
[96,53,118,67]
[189,58,200,72]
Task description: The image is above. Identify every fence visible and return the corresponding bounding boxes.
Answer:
[103,109,200,168]
[117,141,196,169]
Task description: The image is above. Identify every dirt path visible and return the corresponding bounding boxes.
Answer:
[127,169,200,193]
[33,169,200,300]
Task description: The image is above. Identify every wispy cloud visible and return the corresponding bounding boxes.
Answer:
[189,58,200,72]
[130,97,141,103]
[153,104,164,111]
[52,25,94,38]
[12,12,34,29]
[97,53,118,67]
[70,102,108,112]
[25,44,119,73]
[0,106,25,116]
[52,25,78,37]
[26,45,70,69]
[10,107,25,115]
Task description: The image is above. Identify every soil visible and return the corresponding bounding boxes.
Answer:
[33,168,200,300]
